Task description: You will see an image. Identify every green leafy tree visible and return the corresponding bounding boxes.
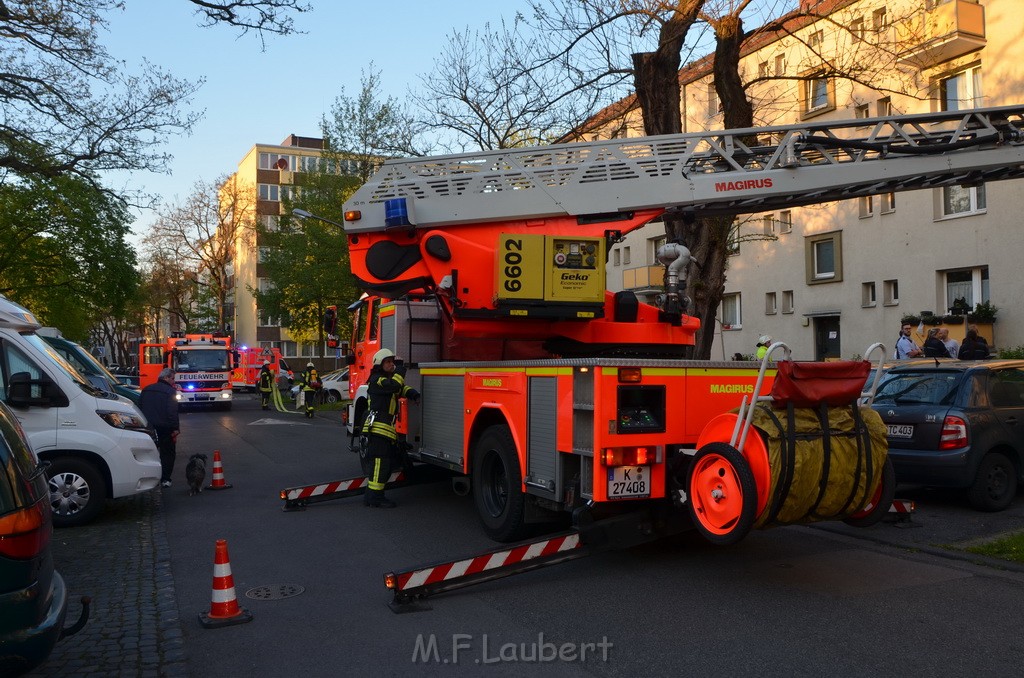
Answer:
[256,70,410,344]
[0,173,139,333]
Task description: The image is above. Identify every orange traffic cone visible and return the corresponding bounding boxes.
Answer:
[199,539,253,628]
[206,449,233,490]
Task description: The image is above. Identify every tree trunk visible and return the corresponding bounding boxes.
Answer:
[630,3,702,137]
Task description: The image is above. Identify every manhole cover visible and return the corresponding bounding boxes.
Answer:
[245,584,305,600]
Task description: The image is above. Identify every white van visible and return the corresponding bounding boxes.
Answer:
[0,295,162,527]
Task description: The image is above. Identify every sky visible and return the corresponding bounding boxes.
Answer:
[101,1,530,240]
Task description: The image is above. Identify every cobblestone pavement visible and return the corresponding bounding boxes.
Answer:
[26,490,188,678]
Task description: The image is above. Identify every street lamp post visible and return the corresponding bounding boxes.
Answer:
[292,208,346,230]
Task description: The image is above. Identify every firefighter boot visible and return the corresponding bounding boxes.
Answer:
[363,488,397,509]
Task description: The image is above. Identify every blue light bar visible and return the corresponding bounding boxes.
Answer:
[384,198,414,228]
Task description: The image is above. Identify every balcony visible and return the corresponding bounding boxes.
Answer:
[896,0,985,67]
[622,265,664,293]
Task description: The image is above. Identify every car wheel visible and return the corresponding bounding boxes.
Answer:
[325,390,340,404]
[843,457,896,528]
[686,443,757,546]
[47,457,108,527]
[472,425,527,542]
[968,451,1018,511]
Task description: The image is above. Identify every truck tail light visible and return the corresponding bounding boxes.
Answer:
[603,446,655,467]
[0,503,50,560]
[618,368,642,383]
[939,415,968,450]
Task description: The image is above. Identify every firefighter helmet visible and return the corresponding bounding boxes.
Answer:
[758,335,772,345]
[262,360,270,366]
[372,348,395,366]
[306,361,314,368]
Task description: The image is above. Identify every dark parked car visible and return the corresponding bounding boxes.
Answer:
[871,360,1024,511]
[0,400,87,675]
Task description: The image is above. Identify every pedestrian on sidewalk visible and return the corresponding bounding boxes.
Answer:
[139,367,180,488]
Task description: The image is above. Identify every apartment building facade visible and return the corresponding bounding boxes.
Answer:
[591,0,1020,360]
[228,134,328,360]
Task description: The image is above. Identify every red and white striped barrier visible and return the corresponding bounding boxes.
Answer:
[281,471,405,508]
[385,532,586,605]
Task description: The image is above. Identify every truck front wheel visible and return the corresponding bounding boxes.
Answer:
[47,457,108,528]
[472,425,527,542]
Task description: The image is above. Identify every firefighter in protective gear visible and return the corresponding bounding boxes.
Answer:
[257,360,274,410]
[299,361,320,418]
[362,348,420,508]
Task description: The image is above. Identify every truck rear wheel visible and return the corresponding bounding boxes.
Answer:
[686,443,756,546]
[472,425,527,542]
[47,457,107,528]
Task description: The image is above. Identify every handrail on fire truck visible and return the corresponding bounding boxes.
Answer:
[344,106,1024,232]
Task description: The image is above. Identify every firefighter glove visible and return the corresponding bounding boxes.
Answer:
[407,389,421,404]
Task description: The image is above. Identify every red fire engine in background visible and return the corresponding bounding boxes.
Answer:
[231,345,293,391]
[139,333,235,410]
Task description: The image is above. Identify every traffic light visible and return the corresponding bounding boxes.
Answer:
[323,306,338,348]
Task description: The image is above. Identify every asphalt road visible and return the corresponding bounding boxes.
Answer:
[30,395,1024,677]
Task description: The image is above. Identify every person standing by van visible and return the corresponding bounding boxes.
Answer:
[139,368,180,488]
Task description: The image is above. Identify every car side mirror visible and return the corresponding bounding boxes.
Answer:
[345,353,356,366]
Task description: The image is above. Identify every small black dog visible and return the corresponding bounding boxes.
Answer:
[186,454,208,496]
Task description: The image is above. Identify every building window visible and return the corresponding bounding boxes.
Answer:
[802,72,833,116]
[859,196,874,218]
[613,248,620,267]
[782,290,794,314]
[940,184,986,218]
[944,266,989,310]
[862,282,877,307]
[758,61,770,78]
[774,54,786,76]
[766,292,777,315]
[850,16,865,42]
[872,6,888,32]
[779,210,793,234]
[258,184,280,202]
[884,279,899,305]
[805,231,843,284]
[855,103,870,119]
[721,293,741,329]
[876,97,892,117]
[939,66,983,111]
[649,236,667,264]
[808,30,824,51]
[259,152,297,170]
[707,82,722,116]
[881,192,896,214]
[622,246,631,265]
[727,237,740,256]
[282,341,297,357]
[258,247,271,263]
[763,214,775,236]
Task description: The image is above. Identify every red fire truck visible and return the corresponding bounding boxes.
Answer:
[328,106,1024,545]
[231,345,293,391]
[139,333,235,410]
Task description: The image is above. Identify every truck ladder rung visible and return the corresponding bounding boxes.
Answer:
[280,471,406,511]
[384,531,589,611]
